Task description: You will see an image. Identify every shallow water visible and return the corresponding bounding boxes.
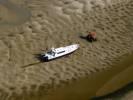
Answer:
[42,53,133,100]
[0,0,133,100]
[0,0,31,26]
[10,54,133,100]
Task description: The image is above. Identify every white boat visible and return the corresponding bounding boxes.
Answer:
[40,44,79,61]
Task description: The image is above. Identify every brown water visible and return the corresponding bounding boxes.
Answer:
[0,0,133,100]
[0,0,31,26]
[42,53,133,100]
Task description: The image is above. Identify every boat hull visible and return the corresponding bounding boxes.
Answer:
[40,44,79,62]
[40,50,77,62]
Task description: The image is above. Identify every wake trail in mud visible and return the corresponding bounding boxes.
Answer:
[21,61,42,68]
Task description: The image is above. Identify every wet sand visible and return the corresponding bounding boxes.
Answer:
[0,0,133,100]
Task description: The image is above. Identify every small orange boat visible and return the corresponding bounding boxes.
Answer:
[86,32,97,42]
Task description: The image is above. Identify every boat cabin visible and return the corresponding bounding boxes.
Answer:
[47,48,65,56]
[47,48,56,56]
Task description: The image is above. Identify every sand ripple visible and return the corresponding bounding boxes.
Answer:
[0,0,133,99]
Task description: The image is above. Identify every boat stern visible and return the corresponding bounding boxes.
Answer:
[39,54,49,62]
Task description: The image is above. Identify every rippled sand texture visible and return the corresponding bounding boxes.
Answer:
[0,0,133,100]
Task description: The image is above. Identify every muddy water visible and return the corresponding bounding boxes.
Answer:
[0,0,30,26]
[42,53,133,100]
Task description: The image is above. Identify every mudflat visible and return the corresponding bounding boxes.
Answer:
[0,0,133,100]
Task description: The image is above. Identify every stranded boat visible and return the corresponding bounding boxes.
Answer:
[39,44,79,61]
